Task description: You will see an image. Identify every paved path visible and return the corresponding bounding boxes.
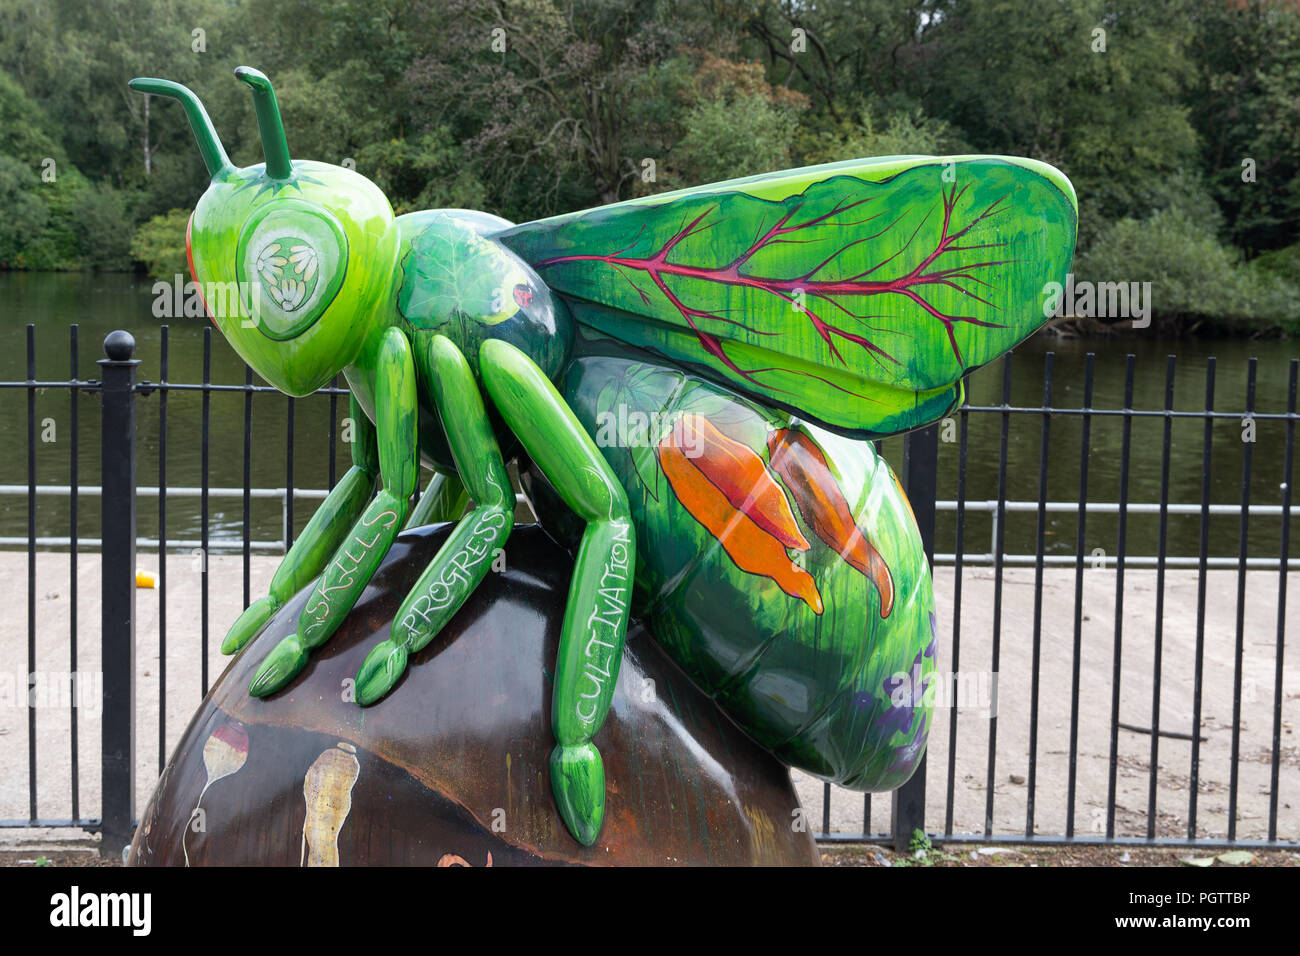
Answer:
[1,551,1295,845]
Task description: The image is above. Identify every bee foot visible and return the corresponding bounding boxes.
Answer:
[550,743,605,847]
[249,634,308,697]
[222,596,278,654]
[355,640,409,706]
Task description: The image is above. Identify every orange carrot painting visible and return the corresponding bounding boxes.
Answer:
[767,427,896,618]
[658,414,822,613]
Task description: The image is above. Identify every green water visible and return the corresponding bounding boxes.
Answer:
[1,272,1296,561]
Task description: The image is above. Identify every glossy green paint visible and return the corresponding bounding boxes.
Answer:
[234,67,292,180]
[497,156,1077,438]
[185,155,398,397]
[133,67,1075,848]
[481,338,636,846]
[125,77,232,178]
[248,326,418,697]
[353,334,513,706]
[556,347,934,788]
[393,210,573,397]
[405,470,469,530]
[129,68,402,399]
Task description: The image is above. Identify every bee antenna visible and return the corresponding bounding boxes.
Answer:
[127,77,232,180]
[234,66,293,181]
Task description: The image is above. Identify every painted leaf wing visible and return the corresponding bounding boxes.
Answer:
[494,155,1077,438]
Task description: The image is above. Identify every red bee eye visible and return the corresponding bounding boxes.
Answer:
[513,283,534,309]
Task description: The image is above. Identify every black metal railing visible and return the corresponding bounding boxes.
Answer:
[1,325,1296,858]
[815,350,1297,850]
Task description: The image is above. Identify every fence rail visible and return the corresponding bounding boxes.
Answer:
[2,324,1296,858]
[6,483,1298,567]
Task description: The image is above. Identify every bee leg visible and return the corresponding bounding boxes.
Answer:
[479,339,635,847]
[354,335,513,706]
[221,391,378,654]
[404,469,469,530]
[249,327,419,697]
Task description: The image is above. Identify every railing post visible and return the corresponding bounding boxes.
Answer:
[99,330,139,858]
[893,422,939,851]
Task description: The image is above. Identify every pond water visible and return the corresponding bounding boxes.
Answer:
[0,272,1296,561]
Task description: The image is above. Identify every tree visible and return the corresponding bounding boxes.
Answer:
[1187,0,1300,252]
[0,154,48,267]
[404,0,714,215]
[730,0,937,121]
[916,0,1198,248]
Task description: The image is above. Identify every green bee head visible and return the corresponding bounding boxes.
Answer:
[129,67,399,396]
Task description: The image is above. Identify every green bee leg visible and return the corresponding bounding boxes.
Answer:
[355,335,513,705]
[479,339,635,847]
[405,470,469,530]
[221,393,378,654]
[249,328,419,697]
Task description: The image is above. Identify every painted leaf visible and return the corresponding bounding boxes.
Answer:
[398,213,525,327]
[564,353,936,787]
[497,155,1076,438]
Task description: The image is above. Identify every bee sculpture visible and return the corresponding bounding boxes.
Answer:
[130,67,1076,846]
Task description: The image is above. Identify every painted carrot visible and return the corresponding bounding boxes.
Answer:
[658,437,823,613]
[767,427,895,618]
[677,413,811,551]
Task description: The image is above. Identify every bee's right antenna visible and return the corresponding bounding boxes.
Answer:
[127,77,232,180]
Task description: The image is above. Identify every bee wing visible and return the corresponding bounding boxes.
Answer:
[494,156,1077,439]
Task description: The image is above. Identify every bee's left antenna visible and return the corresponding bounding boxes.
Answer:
[128,77,232,180]
[234,66,292,181]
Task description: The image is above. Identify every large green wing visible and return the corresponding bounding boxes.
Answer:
[493,155,1077,438]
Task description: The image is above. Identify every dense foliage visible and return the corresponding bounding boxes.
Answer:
[2,0,1298,332]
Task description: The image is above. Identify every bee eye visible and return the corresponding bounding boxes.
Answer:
[236,199,348,339]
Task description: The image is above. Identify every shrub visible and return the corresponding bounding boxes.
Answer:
[798,103,967,167]
[673,92,803,185]
[130,208,191,281]
[0,162,90,270]
[0,154,48,268]
[73,182,134,271]
[1253,243,1300,286]
[355,131,487,216]
[1076,208,1300,332]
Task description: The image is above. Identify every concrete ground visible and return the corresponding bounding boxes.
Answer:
[799,566,1298,844]
[1,552,1296,847]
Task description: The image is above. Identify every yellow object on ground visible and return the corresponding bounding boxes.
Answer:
[136,570,157,589]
